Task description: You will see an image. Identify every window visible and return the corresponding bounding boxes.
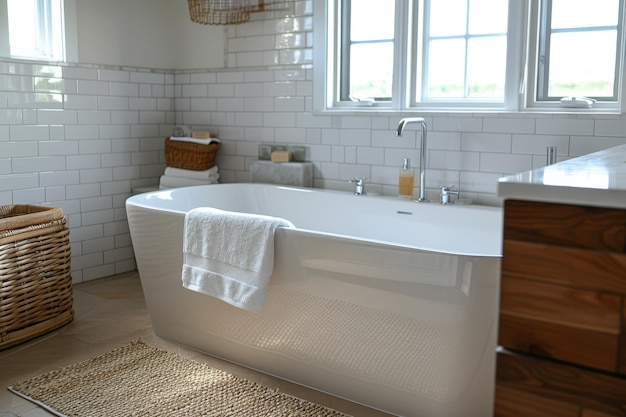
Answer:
[340,0,395,102]
[8,0,64,61]
[535,0,622,102]
[421,0,508,100]
[314,0,626,112]
[1,0,76,62]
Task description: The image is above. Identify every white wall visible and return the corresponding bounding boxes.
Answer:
[0,60,174,282]
[168,0,227,70]
[75,0,224,69]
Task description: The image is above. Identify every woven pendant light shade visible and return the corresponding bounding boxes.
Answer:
[188,0,261,25]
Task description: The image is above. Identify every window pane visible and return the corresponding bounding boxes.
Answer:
[7,0,65,61]
[552,0,619,29]
[424,0,508,101]
[7,0,39,56]
[467,36,507,97]
[468,0,508,34]
[350,43,394,98]
[427,39,466,98]
[429,0,467,37]
[548,31,617,97]
[342,0,395,101]
[350,0,395,41]
[538,0,621,100]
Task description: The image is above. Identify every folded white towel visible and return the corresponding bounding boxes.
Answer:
[169,136,220,145]
[159,175,219,189]
[182,208,294,313]
[164,166,219,180]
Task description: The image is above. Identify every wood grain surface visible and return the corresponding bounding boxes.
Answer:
[496,352,626,417]
[496,200,626,415]
[503,200,626,252]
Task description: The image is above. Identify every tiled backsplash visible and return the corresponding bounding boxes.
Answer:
[0,61,174,283]
[1,0,626,282]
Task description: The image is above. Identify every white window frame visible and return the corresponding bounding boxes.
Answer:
[524,0,625,112]
[0,0,77,63]
[410,0,520,111]
[314,0,626,114]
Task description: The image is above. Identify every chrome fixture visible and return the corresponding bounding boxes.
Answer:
[349,178,366,195]
[546,146,557,166]
[439,186,459,205]
[396,118,428,202]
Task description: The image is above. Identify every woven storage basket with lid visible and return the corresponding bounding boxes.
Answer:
[164,137,220,171]
[0,204,73,350]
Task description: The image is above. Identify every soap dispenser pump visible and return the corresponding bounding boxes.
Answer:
[398,158,414,198]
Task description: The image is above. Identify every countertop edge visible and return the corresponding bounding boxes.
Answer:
[497,181,626,209]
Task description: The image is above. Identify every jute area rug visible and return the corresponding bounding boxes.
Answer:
[8,339,353,417]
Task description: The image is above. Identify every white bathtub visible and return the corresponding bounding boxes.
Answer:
[126,183,502,417]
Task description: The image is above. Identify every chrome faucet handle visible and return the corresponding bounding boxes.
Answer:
[440,186,459,205]
[349,178,366,195]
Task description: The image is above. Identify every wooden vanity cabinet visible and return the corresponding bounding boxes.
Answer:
[495,199,626,417]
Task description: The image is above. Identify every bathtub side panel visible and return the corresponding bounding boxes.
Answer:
[126,204,186,336]
[128,198,500,417]
[270,230,500,416]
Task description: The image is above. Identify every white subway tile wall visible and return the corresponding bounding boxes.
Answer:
[0,62,172,283]
[1,0,626,282]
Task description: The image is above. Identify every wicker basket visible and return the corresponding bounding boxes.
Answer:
[164,138,220,171]
[0,205,73,350]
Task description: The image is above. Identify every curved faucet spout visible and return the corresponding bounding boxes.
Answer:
[396,117,426,137]
[396,117,428,201]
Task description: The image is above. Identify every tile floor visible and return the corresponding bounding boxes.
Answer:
[0,271,394,417]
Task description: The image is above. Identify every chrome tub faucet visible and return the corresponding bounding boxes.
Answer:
[440,186,459,205]
[349,178,366,195]
[396,117,428,202]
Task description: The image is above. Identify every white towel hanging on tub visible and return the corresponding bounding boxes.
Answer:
[182,207,294,313]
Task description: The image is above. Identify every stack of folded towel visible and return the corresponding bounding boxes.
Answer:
[159,166,220,189]
[159,135,221,189]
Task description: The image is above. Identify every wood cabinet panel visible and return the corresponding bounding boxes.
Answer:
[495,386,579,417]
[621,302,626,376]
[496,351,626,416]
[500,277,621,333]
[582,410,624,417]
[502,240,626,294]
[503,200,626,252]
[498,200,626,415]
[499,314,619,372]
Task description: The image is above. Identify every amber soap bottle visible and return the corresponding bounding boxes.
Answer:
[398,158,414,198]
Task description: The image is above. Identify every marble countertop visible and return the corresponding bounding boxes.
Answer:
[497,144,626,209]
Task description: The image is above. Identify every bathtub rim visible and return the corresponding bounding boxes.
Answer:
[126,183,503,258]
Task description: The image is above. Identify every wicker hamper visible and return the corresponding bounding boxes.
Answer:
[164,137,220,171]
[0,205,73,350]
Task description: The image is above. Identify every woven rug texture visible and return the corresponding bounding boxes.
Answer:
[8,339,353,417]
